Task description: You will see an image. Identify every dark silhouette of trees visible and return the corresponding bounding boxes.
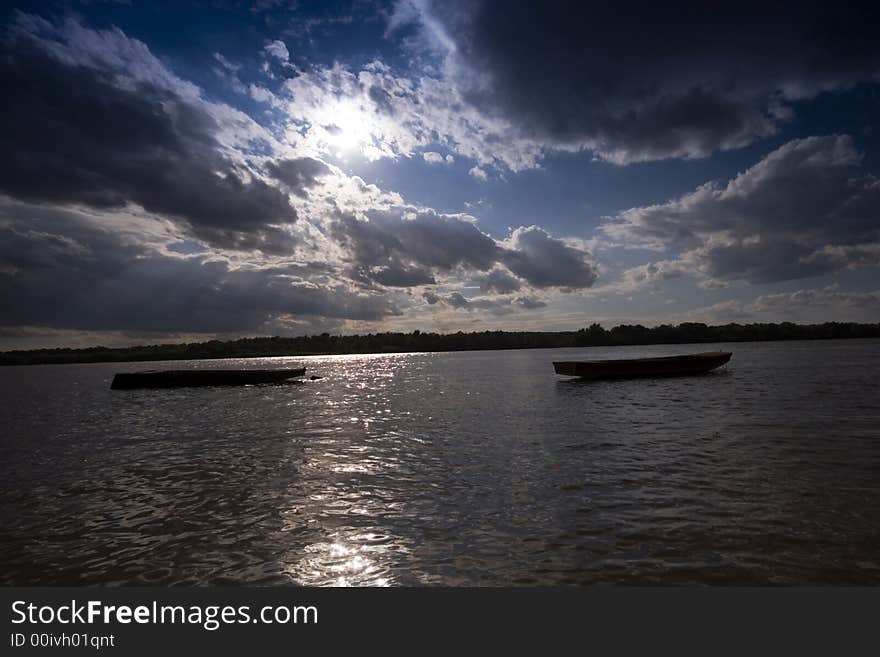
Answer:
[1,321,878,366]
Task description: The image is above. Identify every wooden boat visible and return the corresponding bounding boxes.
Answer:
[110,367,306,390]
[553,352,731,380]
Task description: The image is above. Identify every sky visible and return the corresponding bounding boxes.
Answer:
[1,0,879,349]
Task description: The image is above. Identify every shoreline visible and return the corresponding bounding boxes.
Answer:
[2,322,879,366]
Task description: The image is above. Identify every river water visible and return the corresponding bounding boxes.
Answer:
[2,339,878,585]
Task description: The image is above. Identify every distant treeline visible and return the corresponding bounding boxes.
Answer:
[2,321,879,366]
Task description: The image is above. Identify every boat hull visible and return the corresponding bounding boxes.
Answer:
[553,352,731,380]
[111,367,306,390]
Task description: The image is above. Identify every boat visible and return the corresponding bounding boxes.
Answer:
[553,351,731,380]
[110,367,307,390]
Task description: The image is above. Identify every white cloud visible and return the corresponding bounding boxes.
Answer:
[421,151,455,165]
[213,52,240,72]
[249,83,280,105]
[599,259,692,294]
[276,61,543,170]
[212,52,247,94]
[468,166,488,180]
[264,39,290,62]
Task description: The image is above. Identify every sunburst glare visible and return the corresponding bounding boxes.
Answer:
[314,98,377,158]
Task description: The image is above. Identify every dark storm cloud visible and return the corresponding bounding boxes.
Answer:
[604,135,880,283]
[265,157,332,196]
[0,202,392,333]
[332,210,598,289]
[424,1,880,162]
[0,20,295,252]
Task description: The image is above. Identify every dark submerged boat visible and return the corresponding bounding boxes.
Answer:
[110,367,306,390]
[553,351,731,380]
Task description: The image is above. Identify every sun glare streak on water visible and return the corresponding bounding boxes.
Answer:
[1,340,879,585]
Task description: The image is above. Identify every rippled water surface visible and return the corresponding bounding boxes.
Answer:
[2,340,879,585]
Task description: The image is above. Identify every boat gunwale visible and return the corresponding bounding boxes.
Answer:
[119,368,306,376]
[552,351,731,379]
[110,367,307,389]
[552,351,731,368]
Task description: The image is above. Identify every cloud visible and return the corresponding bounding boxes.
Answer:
[332,208,498,279]
[603,135,880,283]
[751,286,880,313]
[698,279,730,290]
[265,157,332,196]
[420,289,542,316]
[1,15,296,253]
[685,285,880,323]
[515,296,547,309]
[213,52,240,73]
[331,209,598,290]
[249,83,279,105]
[403,1,880,163]
[683,300,756,323]
[801,243,880,272]
[277,60,543,170]
[445,291,470,309]
[212,52,247,94]
[264,39,290,62]
[603,260,691,293]
[367,264,436,287]
[468,166,488,180]
[422,151,453,165]
[500,226,599,288]
[0,201,394,333]
[478,268,521,294]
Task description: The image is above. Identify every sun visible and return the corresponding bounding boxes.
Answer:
[316,98,376,157]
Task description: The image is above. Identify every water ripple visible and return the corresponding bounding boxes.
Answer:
[1,341,879,585]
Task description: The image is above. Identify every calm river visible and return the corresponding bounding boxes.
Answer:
[2,339,879,585]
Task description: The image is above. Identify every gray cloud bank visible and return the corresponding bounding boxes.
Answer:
[0,201,393,333]
[688,285,880,324]
[605,135,880,283]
